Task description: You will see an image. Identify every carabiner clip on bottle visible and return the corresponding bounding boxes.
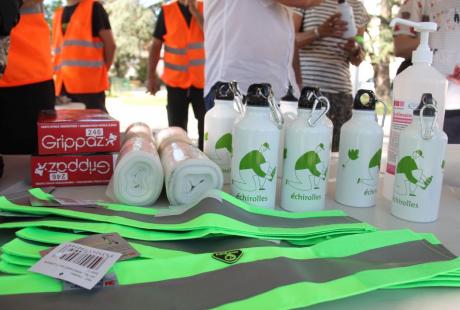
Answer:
[267,88,285,130]
[420,102,438,140]
[307,95,330,127]
[230,81,245,114]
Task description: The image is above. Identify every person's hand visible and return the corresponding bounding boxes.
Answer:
[339,38,364,65]
[296,0,323,8]
[146,75,161,96]
[318,13,348,38]
[338,38,359,54]
[188,0,200,16]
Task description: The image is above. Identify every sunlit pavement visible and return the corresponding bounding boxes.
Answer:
[106,88,390,157]
[106,88,199,142]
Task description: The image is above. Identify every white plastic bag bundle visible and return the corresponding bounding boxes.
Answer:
[157,127,224,206]
[106,123,164,206]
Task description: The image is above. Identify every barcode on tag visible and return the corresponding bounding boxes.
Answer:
[58,245,108,270]
[30,242,121,290]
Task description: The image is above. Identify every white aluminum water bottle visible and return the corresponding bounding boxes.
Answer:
[391,94,447,222]
[336,90,387,207]
[278,85,298,179]
[204,81,243,184]
[231,83,283,209]
[281,86,333,212]
[337,0,357,39]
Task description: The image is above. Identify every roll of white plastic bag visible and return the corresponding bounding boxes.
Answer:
[106,123,164,206]
[156,126,193,153]
[124,122,154,143]
[157,127,224,206]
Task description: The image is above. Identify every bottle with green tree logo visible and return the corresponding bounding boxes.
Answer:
[336,89,387,207]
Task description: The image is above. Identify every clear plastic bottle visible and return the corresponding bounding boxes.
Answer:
[204,82,243,184]
[383,18,448,200]
[231,84,283,209]
[281,86,332,211]
[337,0,357,39]
[391,94,447,222]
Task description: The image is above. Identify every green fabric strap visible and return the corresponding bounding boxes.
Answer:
[1,229,459,310]
[3,228,298,265]
[0,193,375,242]
[27,188,158,215]
[0,259,29,275]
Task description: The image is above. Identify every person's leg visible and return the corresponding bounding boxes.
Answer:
[63,88,107,112]
[166,85,189,131]
[324,92,353,152]
[0,79,55,154]
[443,109,460,144]
[190,87,205,150]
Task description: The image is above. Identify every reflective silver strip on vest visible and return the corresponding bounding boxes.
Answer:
[188,42,204,49]
[54,60,105,71]
[63,40,104,49]
[0,240,453,308]
[20,4,43,15]
[164,45,187,55]
[132,236,293,254]
[163,62,188,72]
[53,41,103,55]
[123,240,456,309]
[189,59,205,66]
[26,198,362,229]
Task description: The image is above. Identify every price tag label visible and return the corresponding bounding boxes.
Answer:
[30,242,121,290]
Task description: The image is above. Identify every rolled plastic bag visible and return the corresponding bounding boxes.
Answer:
[157,127,223,205]
[156,126,193,153]
[106,123,164,206]
[124,122,154,143]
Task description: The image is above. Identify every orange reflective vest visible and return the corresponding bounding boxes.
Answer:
[162,1,205,89]
[0,4,53,88]
[52,0,108,95]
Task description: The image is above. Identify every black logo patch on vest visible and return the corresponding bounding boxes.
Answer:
[212,249,243,264]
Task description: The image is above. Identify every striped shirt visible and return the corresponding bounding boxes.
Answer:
[296,0,369,94]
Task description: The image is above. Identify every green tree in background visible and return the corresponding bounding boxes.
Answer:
[365,0,401,104]
[105,0,155,81]
[44,0,63,26]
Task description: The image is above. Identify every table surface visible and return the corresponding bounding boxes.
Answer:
[0,155,460,310]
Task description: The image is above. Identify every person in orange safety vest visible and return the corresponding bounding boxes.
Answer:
[52,0,116,112]
[0,0,55,155]
[147,0,205,150]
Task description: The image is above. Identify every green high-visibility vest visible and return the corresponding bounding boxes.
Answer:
[1,230,460,309]
[0,190,375,245]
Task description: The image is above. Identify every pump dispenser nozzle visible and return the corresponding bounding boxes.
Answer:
[281,84,298,102]
[390,18,437,65]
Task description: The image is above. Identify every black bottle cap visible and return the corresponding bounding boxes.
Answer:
[298,86,321,109]
[414,93,436,116]
[281,85,298,102]
[213,81,235,100]
[353,89,378,111]
[246,83,272,107]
